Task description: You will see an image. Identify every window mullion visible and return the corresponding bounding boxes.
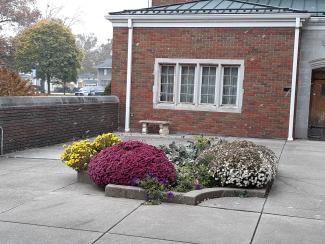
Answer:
[175,63,180,105]
[215,65,222,108]
[194,63,200,106]
[198,65,203,105]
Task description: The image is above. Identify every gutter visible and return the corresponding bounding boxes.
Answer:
[288,17,302,141]
[106,13,311,27]
[107,13,311,20]
[125,19,133,133]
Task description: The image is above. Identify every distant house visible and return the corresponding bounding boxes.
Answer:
[77,72,98,88]
[97,58,112,87]
[107,0,325,140]
[19,72,41,88]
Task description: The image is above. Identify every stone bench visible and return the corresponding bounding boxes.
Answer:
[139,120,170,136]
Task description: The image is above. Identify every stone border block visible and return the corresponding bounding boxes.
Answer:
[80,171,272,205]
[105,184,271,206]
[105,184,147,200]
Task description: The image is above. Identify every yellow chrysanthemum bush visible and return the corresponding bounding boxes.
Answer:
[61,140,97,172]
[61,133,122,171]
[92,133,122,152]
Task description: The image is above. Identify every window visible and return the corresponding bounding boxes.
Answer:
[200,66,217,104]
[222,67,239,106]
[153,59,244,113]
[159,65,175,102]
[180,65,195,103]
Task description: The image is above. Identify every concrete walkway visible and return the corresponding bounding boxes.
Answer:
[0,135,324,244]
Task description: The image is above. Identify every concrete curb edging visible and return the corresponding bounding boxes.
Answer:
[78,171,271,205]
[105,184,270,206]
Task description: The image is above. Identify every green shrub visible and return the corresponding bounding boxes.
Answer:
[103,83,111,95]
[160,136,226,166]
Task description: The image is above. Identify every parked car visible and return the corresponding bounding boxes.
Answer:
[75,86,105,96]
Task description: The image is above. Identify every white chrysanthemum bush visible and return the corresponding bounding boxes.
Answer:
[196,141,278,188]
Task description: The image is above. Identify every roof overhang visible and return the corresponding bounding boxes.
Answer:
[303,17,325,30]
[107,13,311,28]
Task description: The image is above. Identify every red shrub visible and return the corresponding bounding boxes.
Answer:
[0,68,38,96]
[88,141,176,186]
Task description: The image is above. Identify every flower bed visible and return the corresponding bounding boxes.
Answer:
[61,134,278,205]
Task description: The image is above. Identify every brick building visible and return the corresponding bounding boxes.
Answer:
[108,0,325,140]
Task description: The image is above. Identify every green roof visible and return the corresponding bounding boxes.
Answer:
[110,0,325,17]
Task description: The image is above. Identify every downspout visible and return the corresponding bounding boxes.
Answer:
[288,17,301,141]
[0,127,3,155]
[125,19,133,132]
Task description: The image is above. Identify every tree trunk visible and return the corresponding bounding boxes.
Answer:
[40,80,45,93]
[63,81,66,95]
[47,74,51,95]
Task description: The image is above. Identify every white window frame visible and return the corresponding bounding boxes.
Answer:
[158,64,176,103]
[153,58,244,113]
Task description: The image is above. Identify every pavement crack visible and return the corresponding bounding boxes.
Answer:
[0,219,102,234]
[91,203,143,244]
[109,233,199,244]
[197,204,262,214]
[51,181,78,193]
[0,202,30,215]
[249,140,287,244]
[262,212,325,222]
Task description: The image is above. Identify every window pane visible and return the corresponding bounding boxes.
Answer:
[180,65,195,103]
[200,66,216,104]
[201,86,208,94]
[222,67,238,105]
[160,65,175,102]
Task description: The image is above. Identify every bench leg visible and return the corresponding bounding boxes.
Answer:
[159,124,169,136]
[141,123,148,135]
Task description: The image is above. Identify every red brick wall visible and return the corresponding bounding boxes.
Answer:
[0,97,119,153]
[152,0,194,6]
[112,27,295,138]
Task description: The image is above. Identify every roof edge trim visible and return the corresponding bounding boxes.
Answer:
[106,13,311,28]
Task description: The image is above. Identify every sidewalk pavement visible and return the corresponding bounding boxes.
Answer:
[0,135,324,244]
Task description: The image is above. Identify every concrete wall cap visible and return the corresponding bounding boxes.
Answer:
[0,96,119,108]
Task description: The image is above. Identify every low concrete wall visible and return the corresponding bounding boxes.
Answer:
[0,96,119,154]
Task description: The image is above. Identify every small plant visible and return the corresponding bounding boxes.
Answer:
[139,176,167,205]
[172,164,196,192]
[172,160,215,193]
[60,140,96,172]
[92,133,121,152]
[160,136,226,166]
[159,136,224,192]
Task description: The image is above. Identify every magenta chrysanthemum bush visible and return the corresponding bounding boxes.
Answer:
[88,141,177,186]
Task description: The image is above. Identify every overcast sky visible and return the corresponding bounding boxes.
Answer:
[36,0,149,44]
